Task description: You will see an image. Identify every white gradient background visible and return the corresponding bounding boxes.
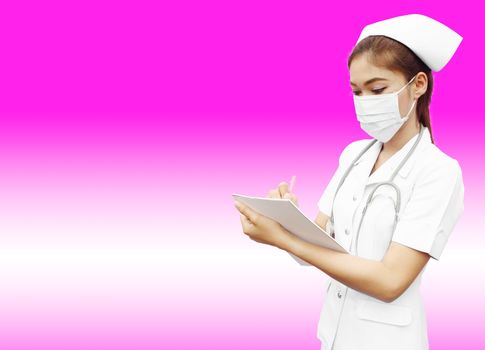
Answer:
[0,1,483,349]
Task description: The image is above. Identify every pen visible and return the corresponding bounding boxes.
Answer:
[289,175,296,193]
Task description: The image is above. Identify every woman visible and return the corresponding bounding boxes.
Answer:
[233,14,464,350]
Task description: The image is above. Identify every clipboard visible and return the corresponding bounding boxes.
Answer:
[232,193,349,265]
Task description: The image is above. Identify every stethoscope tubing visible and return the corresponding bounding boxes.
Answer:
[329,125,425,255]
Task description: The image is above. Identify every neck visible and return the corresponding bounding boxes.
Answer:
[383,118,421,153]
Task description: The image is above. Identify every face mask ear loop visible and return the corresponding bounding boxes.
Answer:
[398,75,418,120]
[396,74,418,95]
[402,99,417,120]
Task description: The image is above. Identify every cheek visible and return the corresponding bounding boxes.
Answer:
[398,93,413,116]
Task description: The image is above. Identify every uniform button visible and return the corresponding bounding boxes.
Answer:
[345,228,350,235]
[337,290,342,298]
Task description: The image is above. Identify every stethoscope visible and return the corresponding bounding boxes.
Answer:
[327,125,424,255]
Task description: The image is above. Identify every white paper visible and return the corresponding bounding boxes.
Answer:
[232,193,349,266]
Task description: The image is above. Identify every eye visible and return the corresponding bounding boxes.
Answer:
[372,87,386,94]
[352,87,386,96]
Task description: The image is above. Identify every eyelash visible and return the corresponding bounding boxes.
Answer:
[353,87,386,96]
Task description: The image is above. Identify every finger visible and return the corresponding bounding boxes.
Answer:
[283,192,298,202]
[239,213,252,231]
[267,189,280,199]
[239,213,253,233]
[239,212,253,224]
[278,181,289,197]
[234,201,258,224]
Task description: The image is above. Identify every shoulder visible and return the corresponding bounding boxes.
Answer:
[416,143,463,186]
[338,138,374,165]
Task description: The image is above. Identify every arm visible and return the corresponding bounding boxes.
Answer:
[305,159,462,302]
[283,215,430,303]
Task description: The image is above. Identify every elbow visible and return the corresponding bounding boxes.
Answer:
[380,291,398,304]
[380,281,405,303]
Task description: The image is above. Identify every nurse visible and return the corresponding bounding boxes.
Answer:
[233,13,464,350]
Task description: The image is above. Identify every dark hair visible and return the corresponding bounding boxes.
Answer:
[347,35,435,144]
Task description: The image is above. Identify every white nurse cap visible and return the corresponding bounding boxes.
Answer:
[355,14,463,72]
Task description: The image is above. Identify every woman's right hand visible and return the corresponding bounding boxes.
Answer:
[266,181,299,207]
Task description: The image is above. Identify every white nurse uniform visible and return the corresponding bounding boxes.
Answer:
[316,125,464,349]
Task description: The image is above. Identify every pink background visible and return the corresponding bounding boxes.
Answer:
[0,1,482,349]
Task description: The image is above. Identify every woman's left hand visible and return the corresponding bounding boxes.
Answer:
[234,200,292,248]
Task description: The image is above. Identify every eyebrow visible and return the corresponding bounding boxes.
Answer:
[350,77,389,87]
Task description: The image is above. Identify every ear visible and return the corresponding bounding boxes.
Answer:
[414,72,428,99]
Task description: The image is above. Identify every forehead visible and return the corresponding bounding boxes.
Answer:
[349,54,399,86]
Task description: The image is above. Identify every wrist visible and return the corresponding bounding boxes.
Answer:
[276,227,301,252]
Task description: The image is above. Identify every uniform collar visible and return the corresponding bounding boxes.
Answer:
[355,125,432,185]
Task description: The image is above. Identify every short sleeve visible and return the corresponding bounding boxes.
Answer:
[392,159,465,260]
[317,141,360,216]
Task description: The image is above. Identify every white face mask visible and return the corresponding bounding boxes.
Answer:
[353,75,417,143]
